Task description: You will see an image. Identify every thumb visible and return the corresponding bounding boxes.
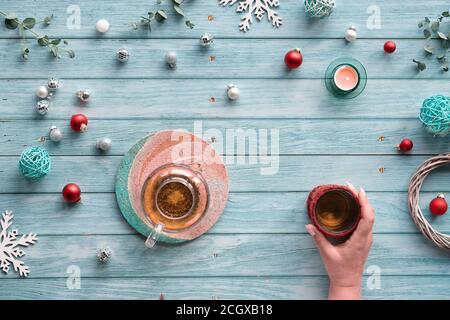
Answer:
[305,224,334,257]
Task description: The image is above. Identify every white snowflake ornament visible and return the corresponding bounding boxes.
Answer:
[219,0,283,32]
[0,211,38,277]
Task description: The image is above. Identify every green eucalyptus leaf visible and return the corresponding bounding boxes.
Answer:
[438,31,448,40]
[155,10,167,23]
[67,49,75,58]
[5,14,19,30]
[173,0,183,5]
[185,20,194,29]
[43,14,53,25]
[37,35,49,46]
[424,29,432,39]
[50,45,58,57]
[424,44,434,54]
[443,11,450,17]
[437,54,446,60]
[50,39,61,45]
[22,17,36,29]
[173,5,185,16]
[413,59,427,71]
[431,21,440,31]
[418,21,424,28]
[425,17,430,23]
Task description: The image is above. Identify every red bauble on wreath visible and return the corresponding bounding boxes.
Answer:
[62,183,81,203]
[70,114,88,132]
[284,48,303,69]
[384,40,396,53]
[430,194,448,216]
[408,153,450,250]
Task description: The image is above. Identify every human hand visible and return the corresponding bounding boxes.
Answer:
[305,184,375,300]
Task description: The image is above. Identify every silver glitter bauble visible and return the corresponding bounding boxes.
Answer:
[200,33,214,47]
[47,78,60,91]
[116,48,130,62]
[97,247,112,263]
[36,86,49,99]
[76,90,91,102]
[36,100,50,115]
[96,137,112,151]
[227,84,240,100]
[49,126,63,142]
[165,51,177,68]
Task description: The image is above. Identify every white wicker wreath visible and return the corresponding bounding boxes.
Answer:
[408,153,450,250]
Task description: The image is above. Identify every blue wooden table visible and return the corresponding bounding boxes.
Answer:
[1,0,450,299]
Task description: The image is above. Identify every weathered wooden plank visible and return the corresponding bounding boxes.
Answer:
[0,155,449,193]
[0,0,446,39]
[2,192,448,235]
[0,39,446,79]
[1,234,449,278]
[1,79,442,120]
[1,276,449,300]
[3,119,449,156]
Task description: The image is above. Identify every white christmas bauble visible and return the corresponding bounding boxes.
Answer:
[49,126,63,142]
[36,86,49,99]
[227,84,240,100]
[165,51,177,68]
[96,138,112,151]
[96,19,110,33]
[345,26,357,42]
[36,100,49,115]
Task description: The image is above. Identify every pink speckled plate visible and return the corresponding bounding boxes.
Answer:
[115,130,229,244]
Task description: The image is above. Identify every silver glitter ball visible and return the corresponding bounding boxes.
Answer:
[96,137,112,151]
[36,100,50,115]
[47,78,60,91]
[116,48,130,62]
[200,33,214,47]
[76,90,91,102]
[165,51,177,68]
[49,126,63,142]
[97,247,112,263]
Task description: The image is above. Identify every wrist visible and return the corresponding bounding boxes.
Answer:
[328,283,362,300]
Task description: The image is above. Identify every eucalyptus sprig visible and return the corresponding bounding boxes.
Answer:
[415,11,450,72]
[0,11,75,60]
[129,0,194,32]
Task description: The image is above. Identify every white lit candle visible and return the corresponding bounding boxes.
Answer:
[333,65,359,92]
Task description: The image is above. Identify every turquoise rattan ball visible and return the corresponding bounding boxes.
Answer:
[304,0,335,18]
[19,146,51,180]
[419,95,450,136]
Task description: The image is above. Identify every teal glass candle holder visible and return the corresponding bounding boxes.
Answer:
[324,57,367,99]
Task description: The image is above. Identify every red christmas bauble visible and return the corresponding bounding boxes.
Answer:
[384,41,396,53]
[284,48,303,69]
[398,138,413,152]
[62,183,81,203]
[429,194,447,216]
[70,114,88,132]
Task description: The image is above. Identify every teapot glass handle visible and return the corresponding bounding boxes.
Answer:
[145,223,164,248]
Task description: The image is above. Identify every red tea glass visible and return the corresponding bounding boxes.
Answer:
[307,184,361,238]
